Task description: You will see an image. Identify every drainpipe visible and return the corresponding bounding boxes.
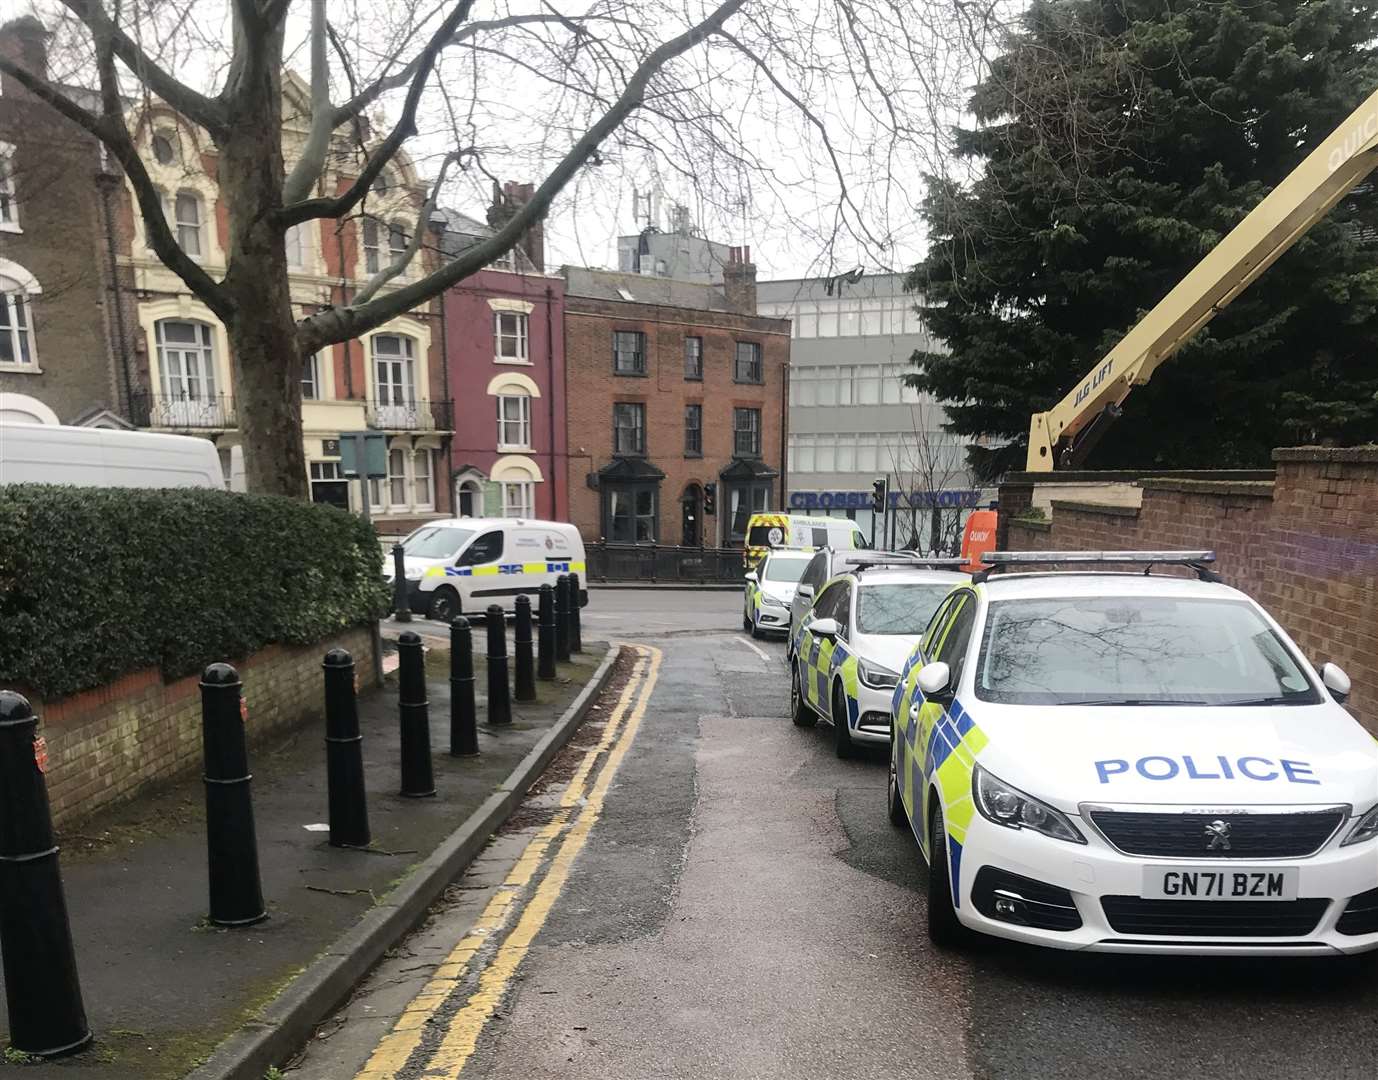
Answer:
[438,288,451,513]
[779,357,790,509]
[545,284,558,519]
[96,167,134,419]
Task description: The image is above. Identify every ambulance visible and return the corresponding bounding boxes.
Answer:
[742,512,867,569]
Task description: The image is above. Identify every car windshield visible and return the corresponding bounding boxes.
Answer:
[402,526,475,560]
[975,596,1322,706]
[763,557,809,584]
[856,583,954,635]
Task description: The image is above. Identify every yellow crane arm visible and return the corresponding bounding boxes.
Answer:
[1026,85,1378,471]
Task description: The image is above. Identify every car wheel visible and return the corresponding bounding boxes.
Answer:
[750,612,765,639]
[742,611,752,632]
[832,683,855,759]
[427,586,459,623]
[791,663,816,727]
[927,800,969,949]
[888,724,908,827]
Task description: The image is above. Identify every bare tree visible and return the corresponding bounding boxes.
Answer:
[2,0,1014,496]
[879,396,974,553]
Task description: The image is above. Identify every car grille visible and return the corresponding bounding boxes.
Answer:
[1088,808,1346,858]
[1101,897,1330,937]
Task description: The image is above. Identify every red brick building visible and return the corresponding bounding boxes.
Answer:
[563,250,790,546]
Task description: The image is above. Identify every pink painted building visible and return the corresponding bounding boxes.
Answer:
[439,184,568,522]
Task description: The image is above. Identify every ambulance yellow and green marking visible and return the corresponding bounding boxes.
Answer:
[743,512,793,569]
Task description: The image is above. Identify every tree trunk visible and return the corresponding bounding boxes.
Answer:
[216,22,307,499]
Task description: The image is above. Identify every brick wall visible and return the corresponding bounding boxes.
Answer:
[33,625,377,827]
[1001,448,1378,733]
[564,295,790,545]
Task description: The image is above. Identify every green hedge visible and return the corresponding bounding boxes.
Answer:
[0,486,391,700]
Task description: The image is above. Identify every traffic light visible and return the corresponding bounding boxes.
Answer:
[703,483,717,516]
[871,477,887,513]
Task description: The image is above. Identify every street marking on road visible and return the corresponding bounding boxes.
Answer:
[352,644,661,1080]
[738,635,770,662]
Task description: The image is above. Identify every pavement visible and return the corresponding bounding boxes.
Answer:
[285,588,1378,1080]
[0,628,609,1080]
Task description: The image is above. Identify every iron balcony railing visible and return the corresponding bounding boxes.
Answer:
[366,398,455,432]
[131,391,237,430]
[585,542,745,583]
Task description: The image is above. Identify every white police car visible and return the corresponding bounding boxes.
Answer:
[889,551,1378,955]
[743,549,813,638]
[789,558,967,757]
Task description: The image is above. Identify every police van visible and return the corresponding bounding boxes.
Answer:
[385,518,587,622]
[889,551,1378,955]
[742,513,867,569]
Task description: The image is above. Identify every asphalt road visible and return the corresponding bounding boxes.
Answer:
[295,587,1378,1080]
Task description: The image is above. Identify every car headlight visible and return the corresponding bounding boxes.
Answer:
[857,657,900,690]
[404,567,424,581]
[1342,804,1378,847]
[760,593,788,609]
[973,765,1086,844]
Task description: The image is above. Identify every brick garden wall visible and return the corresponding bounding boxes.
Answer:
[1000,447,1378,734]
[34,625,377,827]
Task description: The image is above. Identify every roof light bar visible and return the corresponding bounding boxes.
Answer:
[983,551,1215,565]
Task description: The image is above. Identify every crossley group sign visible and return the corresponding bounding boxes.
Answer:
[789,489,983,511]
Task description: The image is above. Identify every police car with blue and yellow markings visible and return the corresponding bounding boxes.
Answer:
[385,518,587,622]
[743,549,813,638]
[789,557,967,757]
[888,551,1378,955]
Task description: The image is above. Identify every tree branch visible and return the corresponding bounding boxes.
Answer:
[351,152,459,306]
[278,0,479,228]
[60,0,225,133]
[282,0,333,204]
[298,0,749,353]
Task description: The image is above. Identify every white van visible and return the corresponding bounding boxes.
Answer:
[0,423,225,489]
[386,517,587,622]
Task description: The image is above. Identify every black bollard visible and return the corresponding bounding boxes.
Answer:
[513,595,536,702]
[323,649,370,848]
[537,583,556,681]
[486,605,512,726]
[391,543,412,623]
[396,632,436,797]
[0,692,91,1058]
[200,664,267,927]
[449,617,479,756]
[569,571,584,653]
[554,575,571,663]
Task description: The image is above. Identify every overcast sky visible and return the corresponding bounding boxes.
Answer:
[7,0,995,279]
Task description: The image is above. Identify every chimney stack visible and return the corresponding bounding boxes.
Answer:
[724,245,757,315]
[0,16,52,97]
[486,180,545,273]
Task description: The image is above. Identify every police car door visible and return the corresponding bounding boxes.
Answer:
[803,580,850,713]
[454,529,504,608]
[913,592,978,846]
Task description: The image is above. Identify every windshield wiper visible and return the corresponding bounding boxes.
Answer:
[1217,695,1312,706]
[1063,698,1209,706]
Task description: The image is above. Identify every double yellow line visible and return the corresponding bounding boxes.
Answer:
[354,643,663,1079]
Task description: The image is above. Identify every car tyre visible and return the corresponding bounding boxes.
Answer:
[832,683,855,759]
[427,586,459,623]
[888,724,908,827]
[742,612,753,633]
[791,663,816,727]
[750,613,765,639]
[927,800,969,949]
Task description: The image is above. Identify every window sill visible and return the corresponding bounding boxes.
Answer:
[497,444,534,454]
[494,357,535,366]
[613,369,648,378]
[684,375,703,382]
[0,362,41,373]
[0,221,22,235]
[684,452,703,459]
[732,379,765,386]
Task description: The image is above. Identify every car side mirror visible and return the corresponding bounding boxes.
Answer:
[1321,662,1351,704]
[808,617,841,639]
[916,661,952,700]
[797,583,815,599]
[744,571,758,583]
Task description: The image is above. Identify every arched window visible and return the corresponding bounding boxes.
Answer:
[151,131,176,165]
[389,220,409,265]
[0,273,36,367]
[153,319,225,427]
[456,477,483,517]
[491,456,543,519]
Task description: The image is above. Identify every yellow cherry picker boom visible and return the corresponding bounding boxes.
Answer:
[1027,86,1378,471]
